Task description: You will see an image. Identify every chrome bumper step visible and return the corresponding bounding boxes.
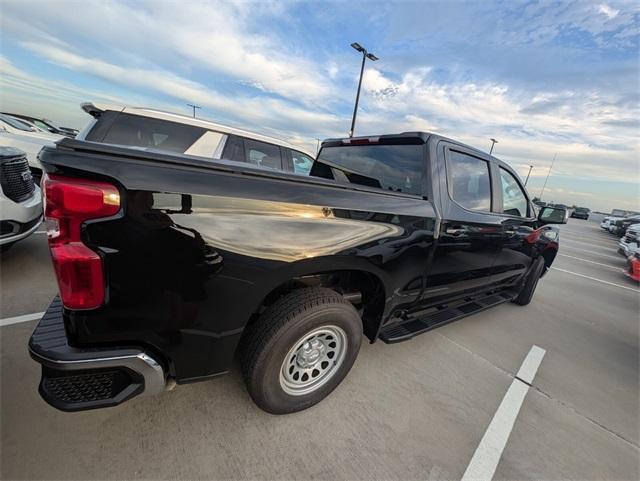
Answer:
[29,297,165,411]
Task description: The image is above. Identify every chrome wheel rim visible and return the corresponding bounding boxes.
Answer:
[279,325,347,396]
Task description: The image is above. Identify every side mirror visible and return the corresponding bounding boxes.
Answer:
[538,206,568,224]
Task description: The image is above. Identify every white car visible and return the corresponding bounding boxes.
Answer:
[0,114,64,184]
[618,224,640,257]
[0,147,42,252]
[78,102,316,175]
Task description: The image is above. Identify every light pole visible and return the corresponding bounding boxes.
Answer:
[489,138,498,154]
[187,104,201,118]
[539,153,557,199]
[348,42,378,137]
[315,138,321,155]
[524,165,534,186]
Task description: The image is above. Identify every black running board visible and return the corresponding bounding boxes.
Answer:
[379,290,518,343]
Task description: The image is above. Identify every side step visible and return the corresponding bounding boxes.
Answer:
[379,290,518,343]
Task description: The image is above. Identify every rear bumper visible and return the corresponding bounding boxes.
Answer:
[28,297,166,411]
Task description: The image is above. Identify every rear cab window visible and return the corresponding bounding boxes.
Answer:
[312,141,423,195]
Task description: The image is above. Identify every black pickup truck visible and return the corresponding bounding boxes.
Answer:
[29,132,565,414]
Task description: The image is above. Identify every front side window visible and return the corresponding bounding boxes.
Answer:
[32,119,54,132]
[290,150,314,175]
[447,150,491,211]
[499,168,528,217]
[314,143,423,195]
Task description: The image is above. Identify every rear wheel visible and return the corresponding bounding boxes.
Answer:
[240,287,362,414]
[513,257,545,306]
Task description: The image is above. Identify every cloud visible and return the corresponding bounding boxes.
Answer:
[1,0,334,105]
[599,3,620,19]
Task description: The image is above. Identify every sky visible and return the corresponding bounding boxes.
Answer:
[1,0,638,212]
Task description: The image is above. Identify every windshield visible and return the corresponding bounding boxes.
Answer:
[575,207,589,213]
[314,143,423,195]
[0,114,36,131]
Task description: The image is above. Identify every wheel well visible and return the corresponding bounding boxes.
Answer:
[248,270,385,342]
[540,247,557,274]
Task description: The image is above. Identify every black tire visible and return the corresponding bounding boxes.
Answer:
[513,257,545,306]
[240,287,363,414]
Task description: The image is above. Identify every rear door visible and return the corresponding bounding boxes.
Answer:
[423,142,502,304]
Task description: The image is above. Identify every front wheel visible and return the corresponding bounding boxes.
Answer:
[513,257,545,306]
[240,287,362,414]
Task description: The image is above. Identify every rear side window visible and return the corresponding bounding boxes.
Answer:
[314,144,423,195]
[86,113,208,155]
[222,136,284,171]
[499,168,528,217]
[244,139,283,170]
[447,150,491,211]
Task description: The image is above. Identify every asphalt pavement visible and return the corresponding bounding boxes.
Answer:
[1,219,638,480]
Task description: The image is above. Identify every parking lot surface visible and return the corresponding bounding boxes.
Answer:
[1,219,638,480]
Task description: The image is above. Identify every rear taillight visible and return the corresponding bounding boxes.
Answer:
[43,174,120,310]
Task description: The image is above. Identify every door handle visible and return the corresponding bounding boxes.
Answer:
[446,227,465,236]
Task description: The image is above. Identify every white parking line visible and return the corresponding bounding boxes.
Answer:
[0,311,44,327]
[461,345,546,481]
[551,267,640,293]
[561,238,618,249]
[561,245,624,261]
[557,253,623,270]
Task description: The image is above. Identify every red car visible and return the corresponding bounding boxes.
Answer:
[625,253,640,282]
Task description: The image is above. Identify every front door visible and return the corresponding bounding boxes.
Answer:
[490,164,537,286]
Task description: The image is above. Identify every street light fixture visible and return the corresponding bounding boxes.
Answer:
[348,42,379,137]
[489,138,498,154]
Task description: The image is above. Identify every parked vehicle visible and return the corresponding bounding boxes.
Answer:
[610,215,640,237]
[29,132,565,414]
[77,103,316,175]
[570,207,590,220]
[0,147,42,252]
[2,113,78,138]
[0,113,64,184]
[618,224,640,257]
[601,215,624,231]
[624,252,640,282]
